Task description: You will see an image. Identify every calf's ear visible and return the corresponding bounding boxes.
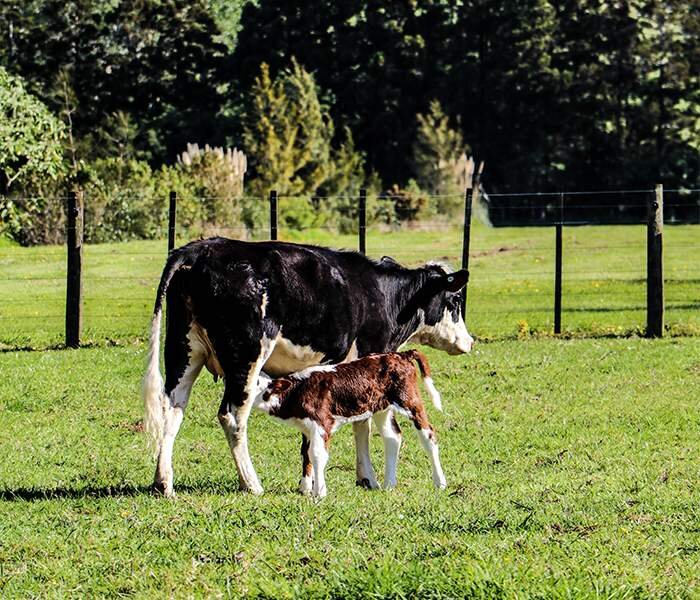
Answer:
[441,269,468,292]
[273,379,293,394]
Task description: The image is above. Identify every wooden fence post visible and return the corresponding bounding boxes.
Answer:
[168,191,177,253]
[461,159,482,319]
[646,184,664,337]
[269,190,278,240]
[358,188,367,255]
[65,190,83,348]
[554,192,564,334]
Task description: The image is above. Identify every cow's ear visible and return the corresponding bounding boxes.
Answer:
[441,269,469,293]
[380,256,400,267]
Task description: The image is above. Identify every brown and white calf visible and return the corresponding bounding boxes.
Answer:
[253,350,446,497]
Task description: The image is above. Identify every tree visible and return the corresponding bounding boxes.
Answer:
[233,0,430,185]
[1,0,229,164]
[413,100,469,195]
[0,66,65,193]
[243,60,364,198]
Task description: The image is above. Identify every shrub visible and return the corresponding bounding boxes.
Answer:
[177,143,248,233]
[381,180,433,223]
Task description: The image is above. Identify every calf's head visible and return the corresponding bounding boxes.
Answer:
[404,265,474,355]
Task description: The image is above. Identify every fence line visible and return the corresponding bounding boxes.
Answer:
[2,186,699,347]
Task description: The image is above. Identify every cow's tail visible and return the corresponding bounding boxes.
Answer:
[142,250,188,456]
[403,349,442,412]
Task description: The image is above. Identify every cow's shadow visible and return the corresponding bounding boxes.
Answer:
[0,482,225,502]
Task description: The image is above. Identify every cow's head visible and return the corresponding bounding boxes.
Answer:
[404,264,474,355]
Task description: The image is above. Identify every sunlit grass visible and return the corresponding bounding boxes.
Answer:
[1,338,699,596]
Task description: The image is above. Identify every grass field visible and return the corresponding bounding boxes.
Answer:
[0,221,699,349]
[1,338,699,597]
[1,224,699,597]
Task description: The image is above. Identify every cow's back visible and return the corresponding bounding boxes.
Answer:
[171,238,389,376]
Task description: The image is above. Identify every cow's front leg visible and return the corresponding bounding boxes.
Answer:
[218,337,276,495]
[352,421,379,489]
[218,393,262,495]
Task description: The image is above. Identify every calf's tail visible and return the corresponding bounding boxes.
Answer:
[142,250,187,456]
[402,349,442,412]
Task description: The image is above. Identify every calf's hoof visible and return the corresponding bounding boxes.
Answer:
[298,477,313,496]
[312,488,327,499]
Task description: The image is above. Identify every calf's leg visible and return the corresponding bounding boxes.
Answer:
[407,403,447,490]
[373,411,402,489]
[308,428,329,498]
[298,435,314,495]
[352,421,380,489]
[416,426,447,489]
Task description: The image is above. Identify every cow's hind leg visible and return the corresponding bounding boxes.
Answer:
[153,327,205,497]
[373,411,402,489]
[352,421,380,489]
[218,336,277,495]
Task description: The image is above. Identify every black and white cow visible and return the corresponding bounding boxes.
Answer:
[143,237,472,497]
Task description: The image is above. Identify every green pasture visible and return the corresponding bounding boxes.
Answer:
[1,338,699,597]
[0,222,698,349]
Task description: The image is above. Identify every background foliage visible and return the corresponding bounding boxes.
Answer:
[0,0,698,244]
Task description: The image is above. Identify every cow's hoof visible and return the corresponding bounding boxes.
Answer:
[356,477,380,490]
[239,482,264,495]
[152,481,175,498]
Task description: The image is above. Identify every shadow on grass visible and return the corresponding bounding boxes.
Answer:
[0,482,223,502]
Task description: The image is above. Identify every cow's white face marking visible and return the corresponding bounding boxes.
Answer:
[410,308,473,355]
[263,335,325,377]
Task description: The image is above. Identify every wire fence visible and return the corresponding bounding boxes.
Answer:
[0,187,698,349]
